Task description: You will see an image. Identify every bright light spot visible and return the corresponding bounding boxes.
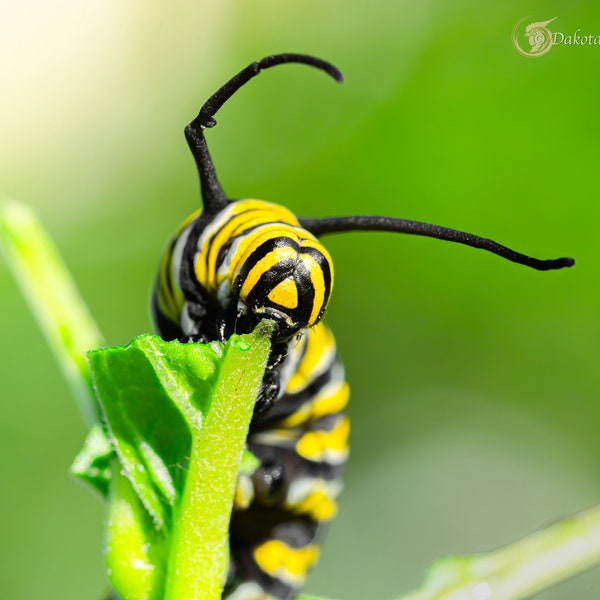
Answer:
[472,581,493,600]
[132,558,154,572]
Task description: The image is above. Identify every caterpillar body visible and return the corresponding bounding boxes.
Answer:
[151,54,573,599]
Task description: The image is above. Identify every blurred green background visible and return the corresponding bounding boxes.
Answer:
[1,1,599,599]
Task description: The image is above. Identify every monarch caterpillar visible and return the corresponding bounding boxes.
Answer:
[152,53,574,600]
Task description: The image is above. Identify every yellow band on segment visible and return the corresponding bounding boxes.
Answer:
[296,416,350,462]
[207,204,294,283]
[194,200,302,292]
[292,488,338,522]
[267,277,299,309]
[157,241,184,325]
[280,381,350,428]
[239,244,299,301]
[193,207,236,291]
[310,382,350,420]
[299,236,333,326]
[234,474,255,510]
[253,540,320,585]
[286,323,335,394]
[301,253,326,326]
[235,200,301,227]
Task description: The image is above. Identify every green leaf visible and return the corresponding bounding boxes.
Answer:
[88,334,222,529]
[70,424,114,497]
[90,325,273,600]
[240,448,261,476]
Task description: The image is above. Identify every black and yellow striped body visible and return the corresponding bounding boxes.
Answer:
[152,199,349,600]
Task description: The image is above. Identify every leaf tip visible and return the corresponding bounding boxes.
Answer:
[256,319,275,339]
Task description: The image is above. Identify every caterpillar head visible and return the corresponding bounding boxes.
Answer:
[229,222,333,339]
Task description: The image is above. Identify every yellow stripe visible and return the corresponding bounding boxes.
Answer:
[248,429,297,449]
[239,243,299,301]
[194,207,236,291]
[195,200,301,293]
[237,199,301,226]
[206,207,279,285]
[296,415,350,462]
[234,474,255,509]
[311,382,350,421]
[253,540,319,585]
[286,323,335,394]
[301,236,334,324]
[156,208,202,325]
[156,242,183,325]
[279,381,349,428]
[277,405,312,429]
[267,277,298,309]
[291,488,338,522]
[179,208,203,230]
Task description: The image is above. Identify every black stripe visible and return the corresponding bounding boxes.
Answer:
[199,205,274,280]
[252,357,337,429]
[214,219,301,273]
[151,287,183,340]
[179,212,218,304]
[247,442,345,485]
[231,508,320,547]
[300,245,332,320]
[231,236,300,298]
[227,511,322,599]
[161,236,178,303]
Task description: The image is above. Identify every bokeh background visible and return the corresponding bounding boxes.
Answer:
[1,1,599,599]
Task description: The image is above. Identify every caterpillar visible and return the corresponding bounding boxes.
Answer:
[151,53,574,600]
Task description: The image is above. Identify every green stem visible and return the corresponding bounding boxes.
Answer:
[400,503,600,600]
[164,322,273,600]
[0,199,104,426]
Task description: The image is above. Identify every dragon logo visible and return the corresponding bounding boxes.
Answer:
[512,17,557,57]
